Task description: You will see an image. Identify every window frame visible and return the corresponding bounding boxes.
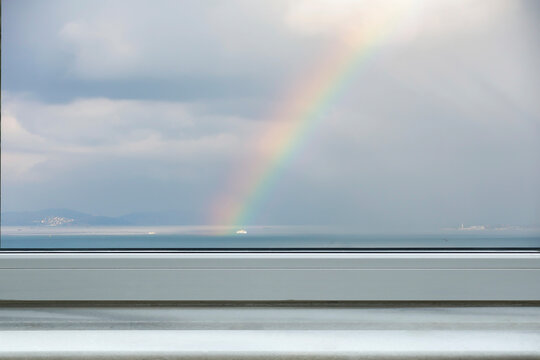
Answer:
[1,251,539,301]
[1,1,539,305]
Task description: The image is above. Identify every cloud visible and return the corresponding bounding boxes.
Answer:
[2,0,539,228]
[1,110,52,181]
[59,20,138,79]
[1,112,49,152]
[285,0,518,47]
[51,0,305,81]
[1,94,261,185]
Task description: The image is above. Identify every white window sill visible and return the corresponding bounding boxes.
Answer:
[1,304,539,359]
[2,252,540,301]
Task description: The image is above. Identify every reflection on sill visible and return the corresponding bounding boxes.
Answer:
[0,304,539,358]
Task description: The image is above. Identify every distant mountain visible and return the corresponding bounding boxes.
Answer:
[1,209,132,227]
[1,209,199,226]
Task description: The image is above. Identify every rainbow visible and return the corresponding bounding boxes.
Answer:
[210,8,407,234]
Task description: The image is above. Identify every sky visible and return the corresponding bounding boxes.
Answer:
[2,0,540,231]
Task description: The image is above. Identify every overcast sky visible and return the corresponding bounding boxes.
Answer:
[2,0,539,231]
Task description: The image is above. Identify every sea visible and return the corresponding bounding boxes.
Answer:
[1,226,539,250]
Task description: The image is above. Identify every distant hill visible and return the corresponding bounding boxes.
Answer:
[1,209,132,227]
[1,209,197,226]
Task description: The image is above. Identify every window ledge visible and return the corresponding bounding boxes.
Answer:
[1,304,539,359]
[2,252,540,301]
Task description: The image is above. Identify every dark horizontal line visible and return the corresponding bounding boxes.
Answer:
[1,300,540,308]
[1,248,539,253]
[0,268,536,270]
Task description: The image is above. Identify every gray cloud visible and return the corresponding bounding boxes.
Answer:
[2,0,539,230]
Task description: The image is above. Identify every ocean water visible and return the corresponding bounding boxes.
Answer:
[1,226,539,249]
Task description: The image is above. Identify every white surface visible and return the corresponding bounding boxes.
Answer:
[1,330,539,358]
[1,305,540,359]
[1,252,540,301]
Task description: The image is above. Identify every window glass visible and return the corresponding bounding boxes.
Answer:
[2,0,539,249]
